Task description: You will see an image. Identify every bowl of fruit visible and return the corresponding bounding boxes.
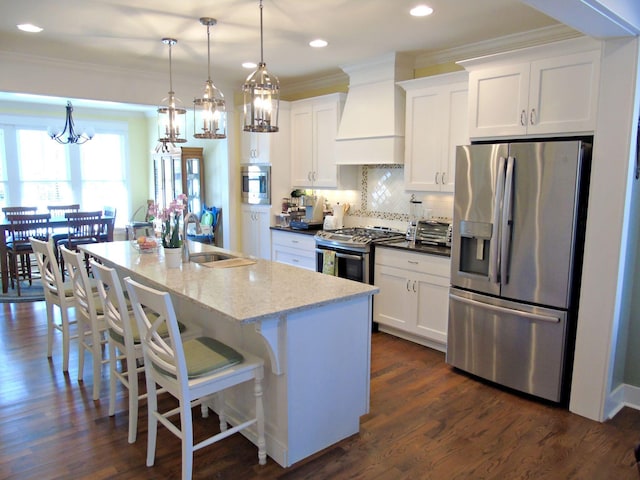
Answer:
[132,236,159,254]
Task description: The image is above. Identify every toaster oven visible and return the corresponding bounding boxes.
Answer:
[409,219,452,246]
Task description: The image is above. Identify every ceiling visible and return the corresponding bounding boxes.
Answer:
[1,0,567,93]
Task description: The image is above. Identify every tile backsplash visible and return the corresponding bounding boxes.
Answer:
[316,165,453,230]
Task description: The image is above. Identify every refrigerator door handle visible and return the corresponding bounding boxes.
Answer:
[489,156,506,284]
[449,293,561,323]
[501,156,515,285]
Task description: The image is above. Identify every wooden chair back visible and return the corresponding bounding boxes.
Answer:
[47,204,80,218]
[3,206,37,218]
[63,210,103,248]
[8,213,51,249]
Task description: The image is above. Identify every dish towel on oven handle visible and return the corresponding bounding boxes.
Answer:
[322,250,337,276]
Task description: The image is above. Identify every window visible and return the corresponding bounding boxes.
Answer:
[0,130,6,204]
[0,114,131,227]
[18,129,70,205]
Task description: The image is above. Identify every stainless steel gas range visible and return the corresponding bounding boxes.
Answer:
[314,226,404,284]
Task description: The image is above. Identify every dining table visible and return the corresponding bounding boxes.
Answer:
[0,215,115,293]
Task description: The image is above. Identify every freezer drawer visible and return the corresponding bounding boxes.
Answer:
[447,288,568,402]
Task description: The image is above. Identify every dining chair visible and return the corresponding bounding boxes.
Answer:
[7,213,51,296]
[2,206,37,217]
[60,245,107,401]
[47,204,80,218]
[124,276,266,479]
[30,237,77,372]
[57,210,103,275]
[99,206,116,242]
[47,204,81,259]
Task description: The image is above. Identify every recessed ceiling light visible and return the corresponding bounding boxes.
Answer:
[17,23,43,33]
[410,5,433,17]
[309,39,328,48]
[242,62,257,69]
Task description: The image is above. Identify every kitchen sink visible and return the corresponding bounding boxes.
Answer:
[188,252,235,264]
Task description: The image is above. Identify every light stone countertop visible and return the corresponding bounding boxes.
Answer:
[81,240,378,325]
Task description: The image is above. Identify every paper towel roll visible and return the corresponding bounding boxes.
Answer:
[332,202,344,229]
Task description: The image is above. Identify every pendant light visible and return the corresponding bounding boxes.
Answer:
[158,38,187,148]
[193,18,226,139]
[242,0,280,133]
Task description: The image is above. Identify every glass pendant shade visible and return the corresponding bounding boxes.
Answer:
[243,63,279,133]
[194,18,226,139]
[158,38,187,146]
[194,81,226,139]
[242,0,279,133]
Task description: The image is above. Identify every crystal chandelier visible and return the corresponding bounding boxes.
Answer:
[194,18,226,140]
[158,38,187,149]
[242,0,280,133]
[49,101,93,144]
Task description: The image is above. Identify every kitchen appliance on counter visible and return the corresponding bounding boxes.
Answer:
[447,139,592,404]
[315,226,404,284]
[409,218,452,246]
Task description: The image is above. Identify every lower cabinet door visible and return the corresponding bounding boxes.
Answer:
[414,272,449,344]
[373,265,415,330]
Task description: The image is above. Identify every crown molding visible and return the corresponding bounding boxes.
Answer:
[414,24,583,69]
[280,70,349,97]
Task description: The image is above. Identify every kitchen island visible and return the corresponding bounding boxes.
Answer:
[80,241,378,468]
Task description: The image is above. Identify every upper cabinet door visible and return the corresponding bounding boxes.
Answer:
[241,131,272,164]
[527,50,600,136]
[401,72,468,193]
[290,102,314,186]
[312,98,341,188]
[404,88,442,191]
[468,63,530,138]
[464,41,601,140]
[290,93,345,189]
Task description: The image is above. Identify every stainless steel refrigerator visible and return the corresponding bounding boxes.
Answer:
[447,140,591,403]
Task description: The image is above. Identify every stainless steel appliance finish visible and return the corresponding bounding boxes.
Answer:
[447,140,591,403]
[409,219,452,246]
[315,227,404,283]
[241,164,271,205]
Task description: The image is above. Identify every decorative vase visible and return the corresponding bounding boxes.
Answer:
[163,247,182,268]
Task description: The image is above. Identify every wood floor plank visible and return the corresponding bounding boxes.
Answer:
[2,301,640,479]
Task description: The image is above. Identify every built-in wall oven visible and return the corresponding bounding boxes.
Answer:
[241,164,271,205]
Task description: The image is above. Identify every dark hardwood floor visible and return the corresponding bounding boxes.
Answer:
[2,300,640,479]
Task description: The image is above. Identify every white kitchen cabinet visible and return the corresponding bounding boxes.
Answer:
[374,246,450,351]
[399,72,468,192]
[271,229,316,271]
[466,49,600,138]
[241,205,271,260]
[241,131,271,163]
[290,93,346,188]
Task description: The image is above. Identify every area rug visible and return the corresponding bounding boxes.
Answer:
[0,277,45,303]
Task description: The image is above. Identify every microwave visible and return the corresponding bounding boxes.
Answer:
[241,164,271,205]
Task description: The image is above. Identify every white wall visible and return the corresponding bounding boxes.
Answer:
[569,36,640,420]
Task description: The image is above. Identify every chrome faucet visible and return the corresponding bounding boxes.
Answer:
[182,212,202,263]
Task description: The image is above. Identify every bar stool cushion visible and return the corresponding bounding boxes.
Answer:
[153,336,243,379]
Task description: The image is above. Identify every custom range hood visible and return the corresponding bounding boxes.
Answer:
[335,52,413,165]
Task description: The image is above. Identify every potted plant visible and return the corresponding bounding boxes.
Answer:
[148,193,187,267]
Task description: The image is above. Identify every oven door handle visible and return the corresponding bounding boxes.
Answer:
[315,249,363,261]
